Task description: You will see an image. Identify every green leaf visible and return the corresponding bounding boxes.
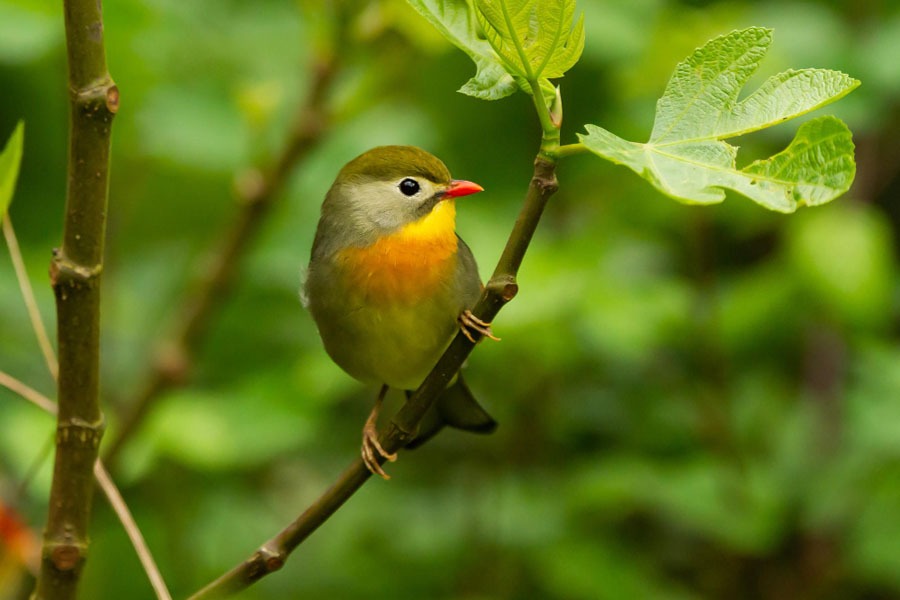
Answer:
[474,0,584,83]
[0,3,59,64]
[0,121,25,217]
[788,204,895,328]
[406,0,518,100]
[579,27,860,212]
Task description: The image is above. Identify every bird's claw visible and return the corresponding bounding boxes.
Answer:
[458,310,500,343]
[362,424,397,480]
[361,386,397,480]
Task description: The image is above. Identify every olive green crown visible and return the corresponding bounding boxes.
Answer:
[337,145,451,184]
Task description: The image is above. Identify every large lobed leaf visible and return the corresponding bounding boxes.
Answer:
[474,0,584,82]
[579,27,859,212]
[407,0,583,100]
[0,121,24,217]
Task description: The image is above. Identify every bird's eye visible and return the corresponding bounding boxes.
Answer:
[399,178,420,196]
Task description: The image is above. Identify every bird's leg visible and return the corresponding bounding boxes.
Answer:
[362,384,397,480]
[458,310,500,343]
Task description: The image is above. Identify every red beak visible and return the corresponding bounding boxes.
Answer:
[443,179,484,199]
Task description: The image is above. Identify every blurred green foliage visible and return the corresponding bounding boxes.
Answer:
[2,0,900,598]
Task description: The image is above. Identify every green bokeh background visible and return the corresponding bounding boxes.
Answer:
[2,0,900,598]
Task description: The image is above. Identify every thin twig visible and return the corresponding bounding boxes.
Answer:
[187,155,558,600]
[0,370,56,414]
[1,371,173,600]
[102,55,339,466]
[2,214,58,379]
[92,461,173,600]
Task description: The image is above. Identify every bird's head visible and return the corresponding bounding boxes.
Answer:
[322,146,483,248]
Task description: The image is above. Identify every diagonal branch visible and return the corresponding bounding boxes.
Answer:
[187,155,558,600]
[33,0,117,596]
[102,56,339,466]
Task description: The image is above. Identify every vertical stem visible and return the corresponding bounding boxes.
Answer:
[34,0,117,597]
[528,79,560,160]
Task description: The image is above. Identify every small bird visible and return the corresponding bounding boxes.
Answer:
[304,146,498,478]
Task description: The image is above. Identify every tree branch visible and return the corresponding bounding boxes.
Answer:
[32,0,117,597]
[187,155,558,600]
[102,55,338,466]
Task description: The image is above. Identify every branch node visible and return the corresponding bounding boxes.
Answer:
[531,169,559,196]
[50,250,103,290]
[486,274,519,304]
[71,78,118,118]
[106,85,120,114]
[46,540,87,572]
[251,546,286,579]
[57,416,106,450]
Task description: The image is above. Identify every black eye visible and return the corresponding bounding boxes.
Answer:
[399,178,420,196]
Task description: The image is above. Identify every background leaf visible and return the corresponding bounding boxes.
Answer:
[0,121,24,216]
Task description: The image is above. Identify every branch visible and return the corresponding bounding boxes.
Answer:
[102,55,338,466]
[187,155,558,600]
[33,0,117,596]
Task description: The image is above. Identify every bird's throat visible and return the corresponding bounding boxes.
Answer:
[337,201,459,304]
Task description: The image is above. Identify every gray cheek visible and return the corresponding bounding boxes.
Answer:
[369,208,403,230]
[366,199,419,233]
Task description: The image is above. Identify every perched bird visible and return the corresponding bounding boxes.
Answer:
[304,145,498,478]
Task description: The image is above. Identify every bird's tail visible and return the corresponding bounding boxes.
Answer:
[405,376,497,449]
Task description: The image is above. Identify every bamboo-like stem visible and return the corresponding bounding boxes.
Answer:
[102,55,338,466]
[187,152,559,600]
[33,0,117,597]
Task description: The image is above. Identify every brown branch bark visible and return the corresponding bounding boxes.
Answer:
[187,156,558,600]
[102,56,338,466]
[33,0,117,597]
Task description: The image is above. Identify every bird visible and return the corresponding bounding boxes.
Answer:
[303,145,498,479]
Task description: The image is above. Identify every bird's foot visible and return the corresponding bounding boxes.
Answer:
[362,423,397,480]
[458,310,500,343]
[361,385,397,480]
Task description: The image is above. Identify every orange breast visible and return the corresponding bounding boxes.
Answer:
[336,201,459,305]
